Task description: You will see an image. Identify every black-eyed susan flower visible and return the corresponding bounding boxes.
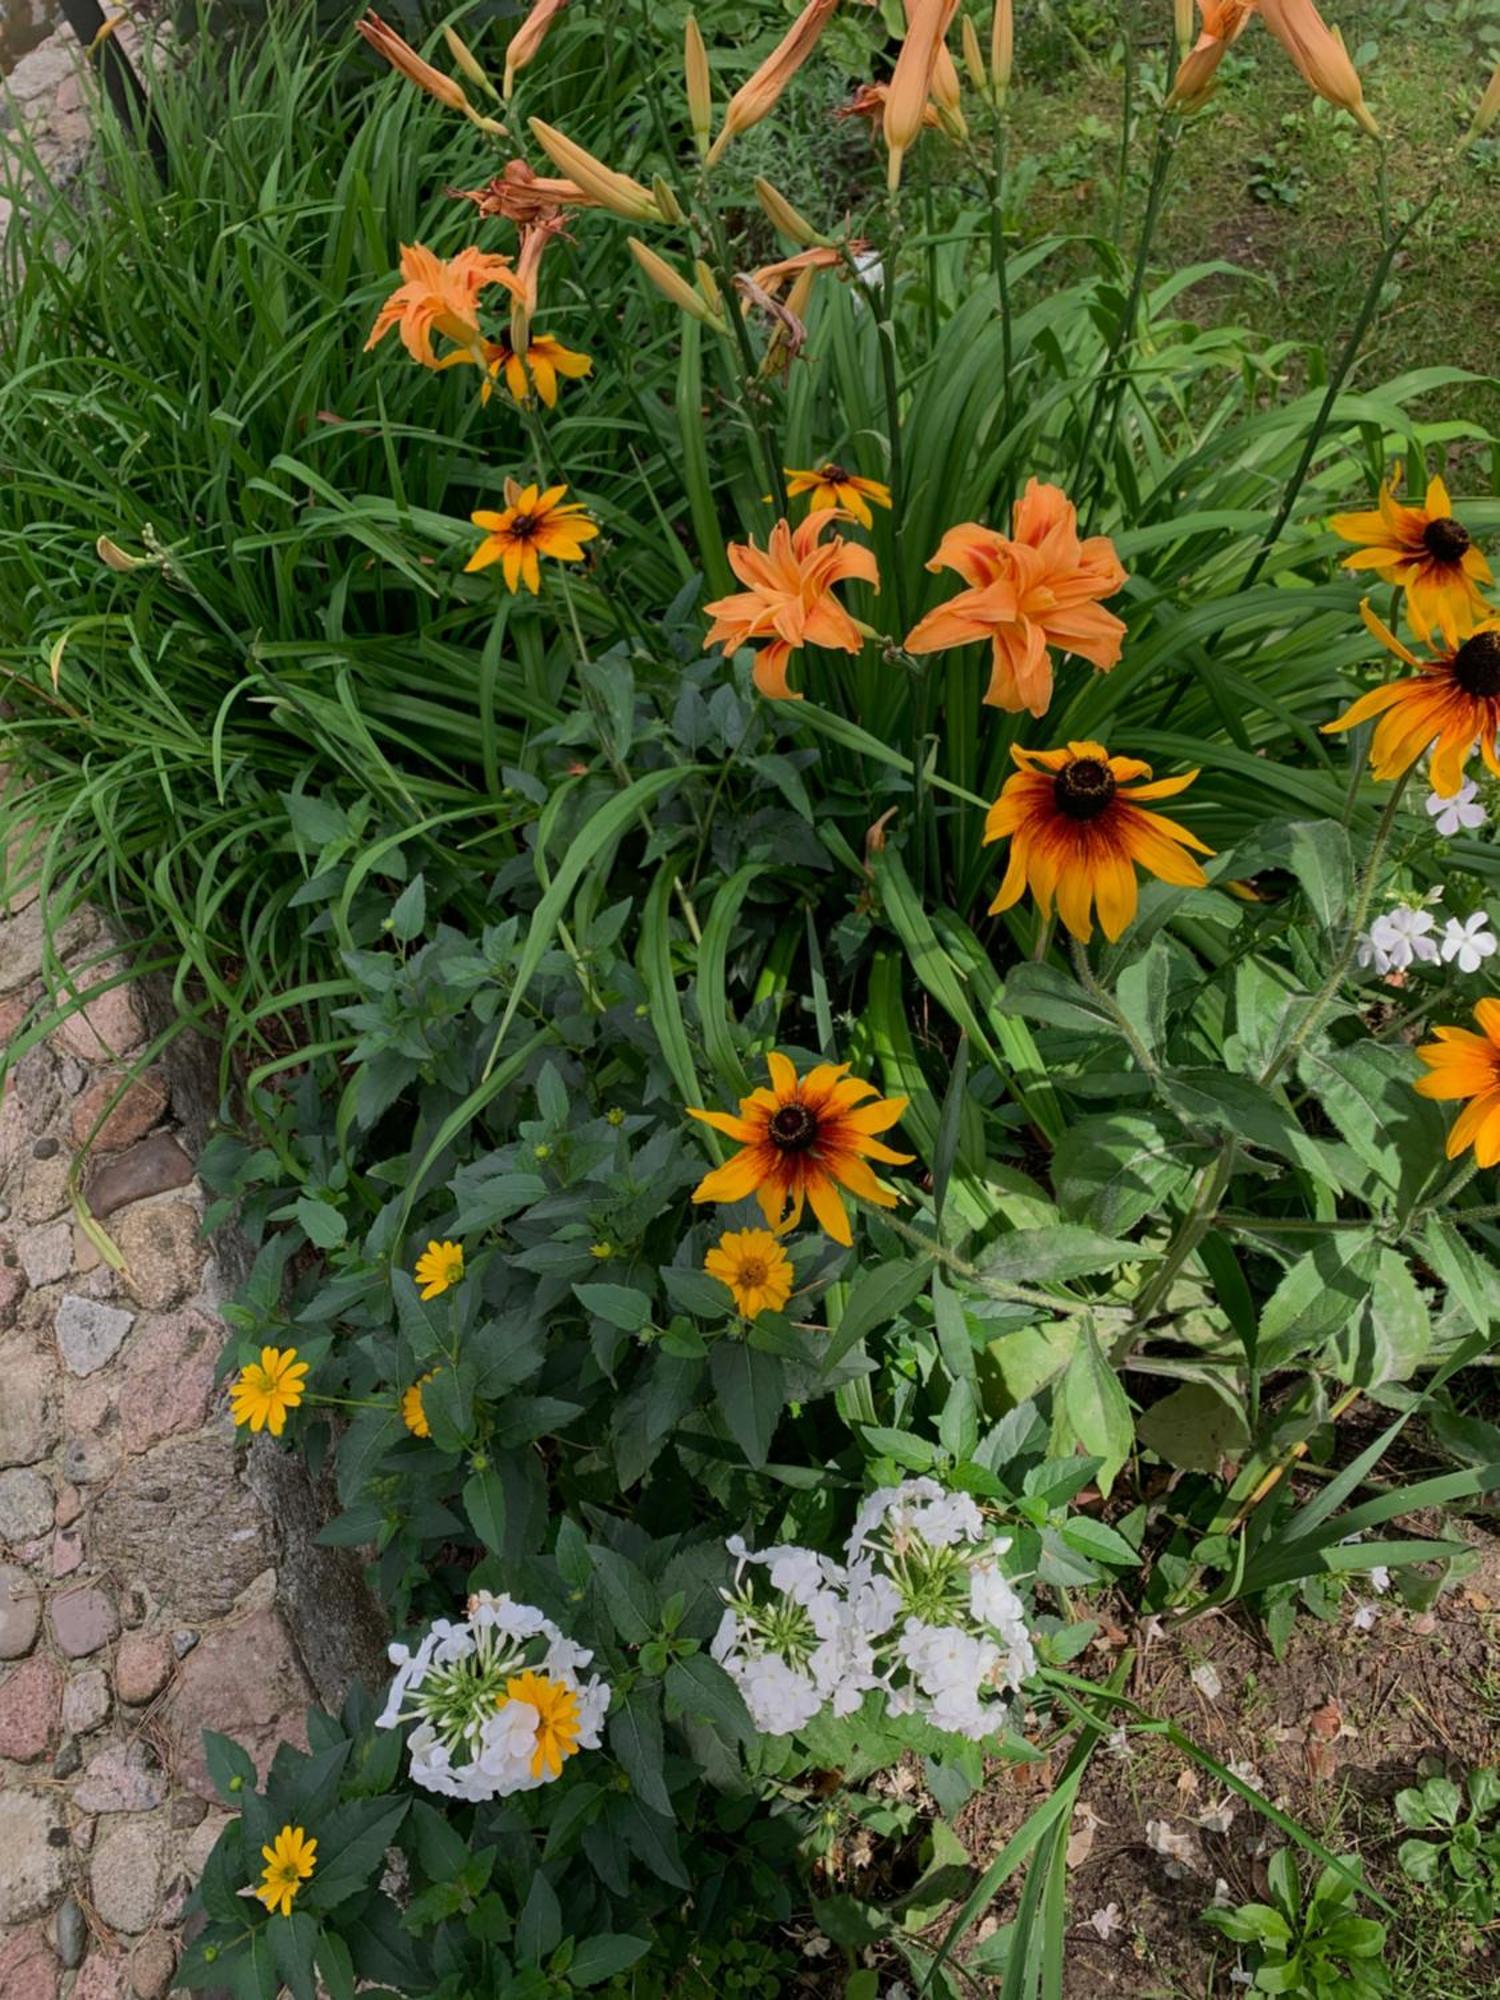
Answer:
[484,333,592,408]
[985,740,1213,943]
[784,463,892,531]
[415,1240,465,1299]
[704,1227,795,1319]
[466,480,599,593]
[496,1668,583,1780]
[1415,1000,1500,1164]
[401,1369,439,1437]
[1331,468,1492,646]
[703,514,878,702]
[229,1347,309,1437]
[255,1824,317,1918]
[688,1055,912,1247]
[1322,601,1500,798]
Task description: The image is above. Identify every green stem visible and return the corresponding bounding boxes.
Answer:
[1069,936,1160,1081]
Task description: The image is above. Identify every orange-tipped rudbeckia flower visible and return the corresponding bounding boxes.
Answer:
[985,740,1214,942]
[366,244,521,387]
[904,479,1128,716]
[688,1055,912,1247]
[1321,601,1500,798]
[785,463,893,530]
[704,513,878,701]
[485,333,592,407]
[1330,468,1492,647]
[1415,1000,1500,1164]
[466,480,599,592]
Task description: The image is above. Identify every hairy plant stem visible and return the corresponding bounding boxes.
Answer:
[877,1208,1111,1318]
[1133,775,1412,1324]
[1070,935,1160,1081]
[1240,161,1434,594]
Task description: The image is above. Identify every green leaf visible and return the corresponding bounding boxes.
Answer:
[1052,1114,1195,1234]
[202,1730,257,1807]
[823,1258,933,1372]
[664,1654,755,1747]
[389,873,427,942]
[1114,936,1172,1055]
[302,1799,408,1911]
[1161,1070,1343,1188]
[609,1687,674,1819]
[1257,1233,1381,1366]
[1136,1380,1250,1472]
[569,1934,653,1987]
[1051,1320,1132,1497]
[516,1870,563,1964]
[573,1283,653,1333]
[709,1340,785,1469]
[463,1466,507,1556]
[270,1912,319,2000]
[294,1196,346,1249]
[978,1225,1137,1283]
[984,1321,1078,1405]
[998,962,1116,1034]
[1335,1249,1430,1387]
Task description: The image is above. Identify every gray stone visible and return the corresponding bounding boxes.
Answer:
[164,1607,311,1800]
[91,1821,161,1934]
[73,1741,167,1814]
[51,1735,80,1779]
[62,1432,117,1486]
[86,1135,193,1219]
[19,1151,72,1223]
[61,1667,110,1735]
[0,1789,67,1923]
[114,1199,206,1312]
[182,1813,232,1880]
[0,1350,59,1466]
[55,1293,135,1375]
[0,1560,41,1658]
[48,1584,118,1658]
[169,1795,206,1830]
[0,1255,28,1330]
[0,1465,53,1540]
[129,1932,175,1999]
[54,1894,86,1969]
[172,1628,198,1657]
[17,1221,71,1288]
[93,1437,272,1624]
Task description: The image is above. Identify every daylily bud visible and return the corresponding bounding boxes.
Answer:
[990,0,1012,96]
[754,176,828,247]
[684,15,712,152]
[443,26,497,97]
[913,0,966,137]
[886,0,960,188]
[504,0,570,98]
[629,238,729,332]
[1257,0,1378,136]
[96,535,143,572]
[356,11,470,113]
[529,118,662,220]
[961,15,988,99]
[1174,0,1194,58]
[695,260,724,315]
[706,0,840,166]
[1471,55,1500,138]
[652,175,685,225]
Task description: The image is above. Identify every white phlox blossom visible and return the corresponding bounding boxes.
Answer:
[1425,780,1487,838]
[377,1590,609,1802]
[1440,911,1498,973]
[1356,906,1440,975]
[716,1481,1040,1745]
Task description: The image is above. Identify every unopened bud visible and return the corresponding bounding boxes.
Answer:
[651,174,685,225]
[1472,55,1500,137]
[753,175,827,247]
[694,259,723,314]
[628,238,728,331]
[443,26,497,97]
[96,535,141,572]
[961,15,988,98]
[684,15,712,151]
[991,0,1013,96]
[1174,0,1194,59]
[530,118,662,221]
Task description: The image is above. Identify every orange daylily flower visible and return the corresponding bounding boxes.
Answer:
[707,0,841,164]
[904,479,1128,716]
[835,80,942,132]
[688,1054,912,1247]
[365,244,522,386]
[505,0,571,96]
[984,741,1213,943]
[747,242,856,302]
[466,481,599,592]
[1168,0,1255,108]
[1415,1000,1500,1165]
[785,464,892,530]
[1330,467,1492,648]
[1321,601,1500,799]
[704,513,879,701]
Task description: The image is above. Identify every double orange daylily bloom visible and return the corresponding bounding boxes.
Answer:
[450,159,593,227]
[366,244,522,380]
[705,513,878,701]
[904,480,1128,716]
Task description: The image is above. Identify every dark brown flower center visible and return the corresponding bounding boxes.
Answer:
[769,1102,818,1151]
[738,1259,767,1287]
[1452,630,1500,699]
[510,514,537,538]
[820,463,849,486]
[1423,516,1471,565]
[1053,757,1117,821]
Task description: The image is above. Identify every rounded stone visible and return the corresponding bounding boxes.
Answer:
[48,1584,118,1659]
[113,1199,206,1312]
[115,1631,173,1706]
[91,1821,162,1934]
[0,1924,61,2000]
[53,1893,87,1969]
[0,1560,41,1659]
[129,1932,175,1999]
[0,1351,59,1468]
[0,1466,54,1542]
[0,1653,62,1762]
[0,1789,68,1924]
[61,1668,111,1736]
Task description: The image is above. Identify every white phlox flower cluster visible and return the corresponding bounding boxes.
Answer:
[713,1480,1038,1743]
[1357,901,1498,976]
[376,1590,609,1802]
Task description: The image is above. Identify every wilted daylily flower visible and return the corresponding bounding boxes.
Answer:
[449,159,594,227]
[984,741,1213,943]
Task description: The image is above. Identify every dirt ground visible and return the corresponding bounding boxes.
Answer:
[950,1525,1500,1999]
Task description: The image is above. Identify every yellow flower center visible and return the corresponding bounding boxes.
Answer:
[1452,631,1500,700]
[1423,516,1471,564]
[768,1102,818,1152]
[1053,757,1117,822]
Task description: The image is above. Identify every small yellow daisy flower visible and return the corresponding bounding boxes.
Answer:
[401,1369,439,1438]
[229,1347,309,1438]
[704,1227,795,1319]
[415,1240,465,1300]
[497,1669,583,1781]
[255,1823,317,1918]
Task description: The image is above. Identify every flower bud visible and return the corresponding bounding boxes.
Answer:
[1257,0,1378,136]
[707,0,840,165]
[356,11,470,113]
[886,0,960,187]
[443,26,497,97]
[1471,54,1500,137]
[651,174,685,225]
[1174,0,1194,58]
[695,260,724,315]
[529,118,662,221]
[684,15,712,152]
[753,176,827,247]
[629,238,729,332]
[504,0,570,98]
[990,0,1012,97]
[96,535,142,572]
[961,15,988,99]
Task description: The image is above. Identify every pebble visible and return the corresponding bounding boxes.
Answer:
[54,1894,87,1969]
[51,1735,81,1779]
[73,1741,168,1814]
[91,1820,162,1933]
[87,1134,193,1218]
[48,1584,118,1659]
[0,1466,54,1542]
[115,1631,172,1706]
[130,1931,176,1999]
[55,1294,136,1376]
[0,1653,62,1762]
[0,1789,67,1924]
[0,1352,59,1468]
[171,1628,198,1658]
[0,1561,41,1659]
[61,1668,110,1735]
